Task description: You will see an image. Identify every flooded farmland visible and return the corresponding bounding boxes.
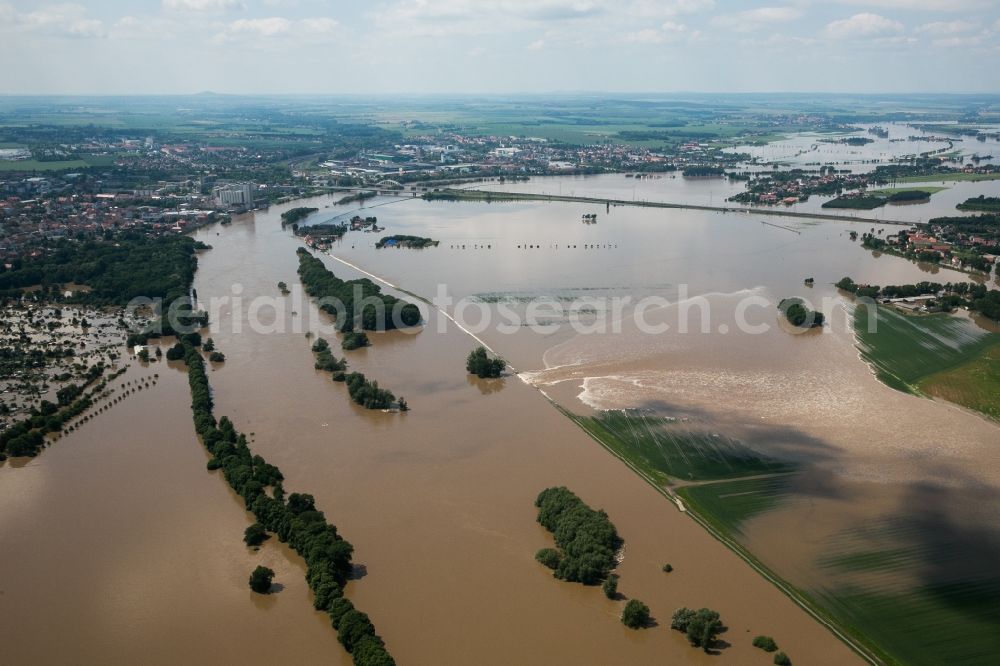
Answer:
[3,173,998,665]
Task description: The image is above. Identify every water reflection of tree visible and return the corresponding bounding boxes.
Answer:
[467,374,506,395]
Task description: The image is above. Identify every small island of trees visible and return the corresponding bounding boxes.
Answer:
[621,599,651,629]
[466,346,505,378]
[682,166,726,178]
[249,565,275,594]
[778,298,824,328]
[671,607,724,652]
[534,486,622,585]
[957,195,1000,212]
[375,235,439,249]
[297,249,421,332]
[281,207,318,226]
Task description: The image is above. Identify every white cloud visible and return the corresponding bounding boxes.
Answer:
[930,34,986,48]
[163,0,243,12]
[915,20,975,35]
[373,0,610,36]
[628,0,713,18]
[0,3,107,38]
[216,17,291,39]
[212,16,339,42]
[623,20,689,44]
[836,0,989,11]
[712,6,801,32]
[527,38,546,50]
[624,28,667,43]
[299,17,338,35]
[825,13,904,39]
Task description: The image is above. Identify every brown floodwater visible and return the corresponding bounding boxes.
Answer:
[180,197,863,664]
[0,362,348,665]
[3,180,996,664]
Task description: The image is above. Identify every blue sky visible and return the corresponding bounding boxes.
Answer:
[1,0,998,94]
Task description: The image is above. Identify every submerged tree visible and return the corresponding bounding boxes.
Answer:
[466,346,505,378]
[249,565,275,593]
[602,573,619,599]
[621,599,650,629]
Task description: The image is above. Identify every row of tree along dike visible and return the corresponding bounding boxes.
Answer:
[0,363,114,459]
[532,487,773,657]
[836,277,1000,321]
[296,249,421,333]
[310,337,407,411]
[181,342,396,666]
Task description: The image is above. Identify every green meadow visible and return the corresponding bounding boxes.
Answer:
[566,409,792,483]
[853,304,999,417]
[897,172,1000,183]
[676,475,794,537]
[0,156,114,172]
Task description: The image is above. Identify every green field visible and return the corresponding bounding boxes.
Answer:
[868,186,948,196]
[0,156,114,172]
[919,345,1000,419]
[813,584,1000,666]
[897,172,1000,183]
[814,517,1000,666]
[676,476,794,537]
[852,305,1000,417]
[567,409,792,483]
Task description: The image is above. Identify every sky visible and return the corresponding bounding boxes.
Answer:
[0,0,999,95]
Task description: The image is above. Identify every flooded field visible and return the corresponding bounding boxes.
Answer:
[302,185,1000,664]
[3,179,997,665]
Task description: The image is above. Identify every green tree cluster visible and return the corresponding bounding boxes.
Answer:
[534,486,622,585]
[297,249,420,332]
[621,599,650,629]
[180,343,394,666]
[341,331,370,350]
[466,346,505,378]
[0,364,106,457]
[0,235,200,306]
[753,635,778,652]
[244,523,268,546]
[778,298,825,328]
[602,573,619,599]
[312,338,347,373]
[671,607,723,652]
[344,373,395,410]
[249,565,274,593]
[281,207,319,226]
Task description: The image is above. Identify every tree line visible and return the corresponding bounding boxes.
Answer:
[180,342,396,666]
[0,363,107,458]
[0,235,203,307]
[534,486,622,585]
[297,249,421,332]
[836,276,999,320]
[310,338,404,411]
